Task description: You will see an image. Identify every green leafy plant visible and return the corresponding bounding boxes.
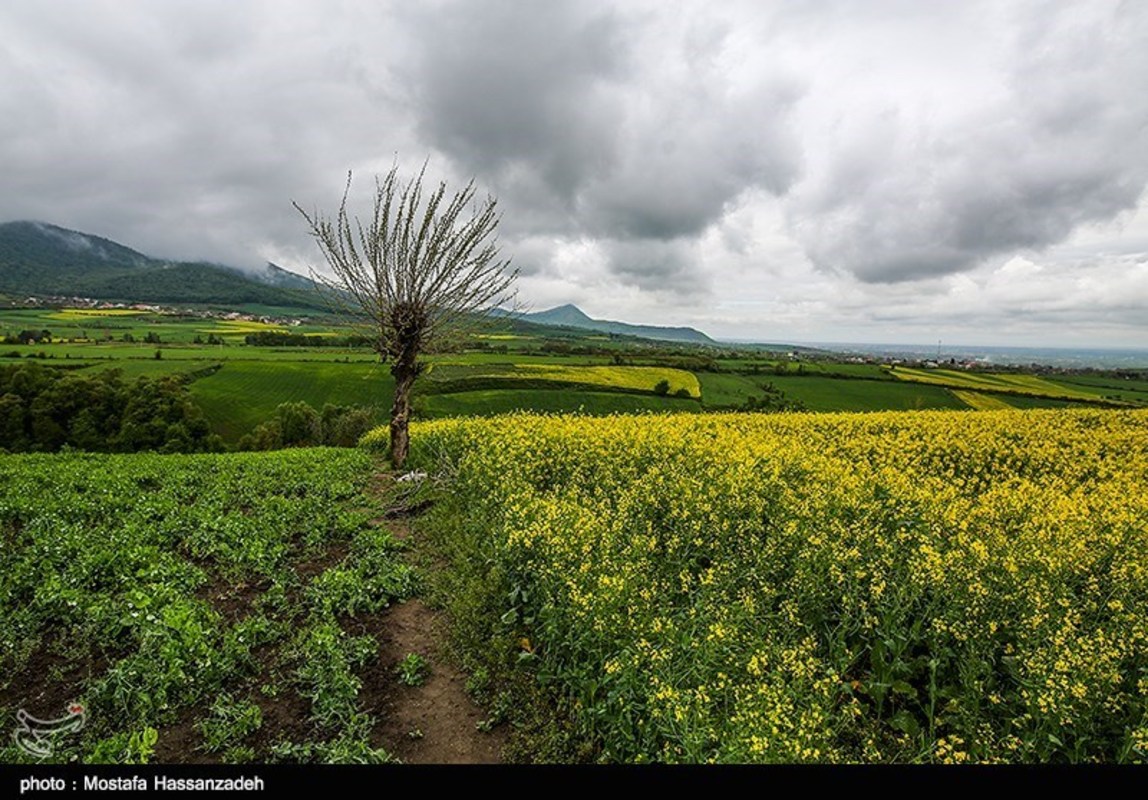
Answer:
[291,622,377,729]
[396,653,429,687]
[197,695,263,753]
[0,447,402,764]
[87,728,159,765]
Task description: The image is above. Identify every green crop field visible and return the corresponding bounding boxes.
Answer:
[1051,375,1148,404]
[989,393,1083,410]
[424,362,698,395]
[433,352,614,366]
[2,308,349,344]
[0,449,413,764]
[697,370,910,409]
[767,376,965,412]
[696,372,774,407]
[715,359,892,380]
[949,390,1081,411]
[73,359,223,379]
[2,343,379,364]
[188,361,392,440]
[418,389,699,419]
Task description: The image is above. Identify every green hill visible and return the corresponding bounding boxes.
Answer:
[521,303,716,345]
[0,220,324,308]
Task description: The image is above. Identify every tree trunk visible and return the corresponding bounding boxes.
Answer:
[389,359,418,469]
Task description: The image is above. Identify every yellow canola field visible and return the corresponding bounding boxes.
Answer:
[893,367,1099,401]
[950,390,1015,410]
[409,408,1148,763]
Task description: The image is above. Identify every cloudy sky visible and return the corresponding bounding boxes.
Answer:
[2,0,1146,347]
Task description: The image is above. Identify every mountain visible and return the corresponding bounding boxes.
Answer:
[255,262,318,290]
[527,303,597,328]
[0,221,323,308]
[522,303,716,345]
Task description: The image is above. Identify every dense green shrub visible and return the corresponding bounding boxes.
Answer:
[238,402,375,451]
[0,362,222,453]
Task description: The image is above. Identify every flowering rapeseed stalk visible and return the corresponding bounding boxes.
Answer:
[399,409,1148,763]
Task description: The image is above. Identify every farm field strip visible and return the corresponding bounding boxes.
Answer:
[4,345,378,362]
[766,375,964,412]
[418,388,699,419]
[189,362,391,440]
[1051,375,1148,403]
[696,372,773,407]
[47,309,148,318]
[949,390,1014,410]
[1,309,350,344]
[515,364,699,396]
[892,367,1107,402]
[424,362,700,397]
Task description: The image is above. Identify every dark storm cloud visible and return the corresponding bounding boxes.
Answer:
[400,0,626,205]
[399,0,803,290]
[786,1,1148,283]
[600,239,709,294]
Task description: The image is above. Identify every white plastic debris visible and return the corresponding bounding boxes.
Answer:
[396,470,428,484]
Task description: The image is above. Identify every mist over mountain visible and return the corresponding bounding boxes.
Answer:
[0,221,321,307]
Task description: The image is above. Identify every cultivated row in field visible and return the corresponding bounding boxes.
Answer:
[406,409,1148,763]
[0,450,411,763]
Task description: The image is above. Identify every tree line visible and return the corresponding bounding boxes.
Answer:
[0,362,377,454]
[243,331,374,348]
[0,362,223,453]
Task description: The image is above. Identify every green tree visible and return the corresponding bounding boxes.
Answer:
[0,392,27,450]
[276,401,322,447]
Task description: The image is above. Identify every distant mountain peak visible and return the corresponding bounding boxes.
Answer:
[0,220,154,280]
[523,303,715,345]
[548,302,588,314]
[29,222,91,250]
[253,262,315,290]
[532,303,594,324]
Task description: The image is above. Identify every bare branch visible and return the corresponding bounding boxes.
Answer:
[294,161,519,467]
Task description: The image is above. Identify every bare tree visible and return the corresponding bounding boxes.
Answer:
[295,163,517,468]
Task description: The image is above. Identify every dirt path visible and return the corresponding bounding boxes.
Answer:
[362,474,506,764]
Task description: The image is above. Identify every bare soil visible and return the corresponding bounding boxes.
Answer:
[0,634,111,719]
[353,572,506,763]
[358,472,505,763]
